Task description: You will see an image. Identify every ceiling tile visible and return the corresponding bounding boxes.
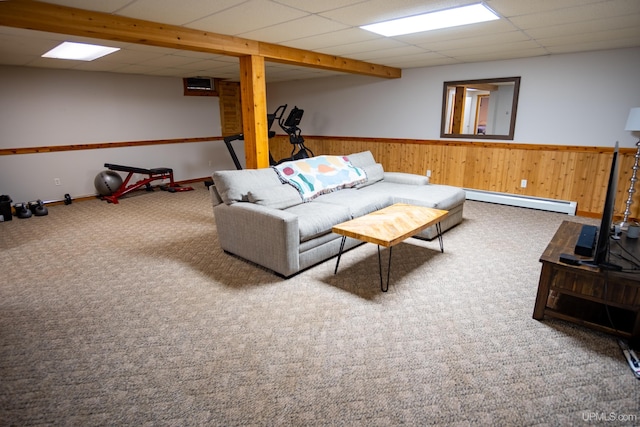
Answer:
[396,20,519,45]
[538,27,640,48]
[144,67,196,77]
[452,46,550,63]
[438,40,544,57]
[356,50,450,65]
[72,60,132,73]
[26,57,83,70]
[0,34,60,56]
[386,54,460,69]
[0,27,64,40]
[487,0,604,17]
[116,0,244,26]
[97,49,167,64]
[136,54,203,68]
[319,0,464,26]
[348,45,427,61]
[175,58,240,71]
[415,31,532,52]
[108,64,167,75]
[0,53,34,66]
[271,0,368,14]
[525,14,640,39]
[170,52,240,63]
[545,38,640,54]
[239,15,350,43]
[281,28,380,51]
[316,38,410,56]
[509,0,640,29]
[186,0,309,36]
[34,0,133,13]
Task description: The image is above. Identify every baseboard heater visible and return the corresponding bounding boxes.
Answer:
[464,189,577,216]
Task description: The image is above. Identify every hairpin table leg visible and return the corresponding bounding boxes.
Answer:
[334,236,347,275]
[378,245,393,292]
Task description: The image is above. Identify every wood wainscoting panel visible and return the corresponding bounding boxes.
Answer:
[218,81,243,136]
[268,136,636,218]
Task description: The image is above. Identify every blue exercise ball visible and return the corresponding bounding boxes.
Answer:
[94,170,123,196]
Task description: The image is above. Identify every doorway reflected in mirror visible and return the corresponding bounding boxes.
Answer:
[441,77,520,140]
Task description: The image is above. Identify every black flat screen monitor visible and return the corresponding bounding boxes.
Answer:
[588,142,620,267]
[283,106,304,127]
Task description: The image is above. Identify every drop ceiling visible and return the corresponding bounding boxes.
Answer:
[0,0,638,83]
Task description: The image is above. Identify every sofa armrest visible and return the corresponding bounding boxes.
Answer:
[209,184,223,207]
[383,172,429,185]
[213,202,301,277]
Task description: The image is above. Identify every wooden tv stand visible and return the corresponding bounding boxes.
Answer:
[533,220,640,346]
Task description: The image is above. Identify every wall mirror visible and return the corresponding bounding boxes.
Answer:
[441,76,520,140]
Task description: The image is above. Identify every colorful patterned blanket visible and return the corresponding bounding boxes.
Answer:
[273,155,366,202]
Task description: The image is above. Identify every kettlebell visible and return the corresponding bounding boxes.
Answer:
[14,203,32,219]
[35,203,48,216]
[29,200,48,217]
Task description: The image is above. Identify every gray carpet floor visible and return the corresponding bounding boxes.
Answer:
[1,186,638,426]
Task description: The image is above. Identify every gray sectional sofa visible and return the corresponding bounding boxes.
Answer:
[210,150,465,277]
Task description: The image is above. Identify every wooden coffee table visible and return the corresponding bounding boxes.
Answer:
[332,203,449,291]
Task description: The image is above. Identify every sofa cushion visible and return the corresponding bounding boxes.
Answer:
[347,151,385,188]
[356,163,385,188]
[273,155,366,202]
[248,185,302,209]
[404,184,466,210]
[383,172,429,185]
[361,182,465,210]
[347,151,376,168]
[213,168,282,205]
[314,188,391,218]
[283,202,351,242]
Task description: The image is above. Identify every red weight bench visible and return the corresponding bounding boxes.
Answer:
[102,163,193,204]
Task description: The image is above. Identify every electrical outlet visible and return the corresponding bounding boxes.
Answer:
[208,160,212,167]
[54,178,61,186]
[521,179,527,188]
[426,170,431,177]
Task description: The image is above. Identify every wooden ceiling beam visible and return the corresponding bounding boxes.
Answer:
[0,0,401,79]
[258,43,401,79]
[240,56,270,169]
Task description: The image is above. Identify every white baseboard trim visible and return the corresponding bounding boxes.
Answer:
[464,189,577,216]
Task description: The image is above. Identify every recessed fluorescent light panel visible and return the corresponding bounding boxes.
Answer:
[361,3,499,37]
[42,41,120,61]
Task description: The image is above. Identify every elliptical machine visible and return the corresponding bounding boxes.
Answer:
[222,104,314,170]
[272,104,314,164]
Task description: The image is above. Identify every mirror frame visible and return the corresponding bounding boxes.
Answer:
[440,76,521,140]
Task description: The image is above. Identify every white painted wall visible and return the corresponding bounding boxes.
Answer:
[488,85,514,135]
[267,47,640,149]
[0,66,244,203]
